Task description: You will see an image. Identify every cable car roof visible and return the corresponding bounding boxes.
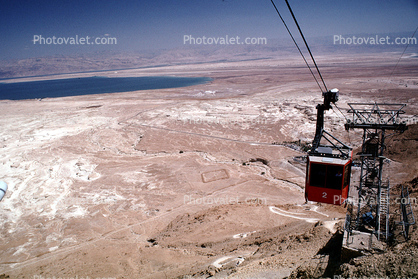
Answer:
[308,155,351,165]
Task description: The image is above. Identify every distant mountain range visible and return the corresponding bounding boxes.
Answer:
[1,32,416,79]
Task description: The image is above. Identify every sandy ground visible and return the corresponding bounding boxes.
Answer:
[0,54,417,278]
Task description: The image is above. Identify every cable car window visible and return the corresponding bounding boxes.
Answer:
[343,163,351,187]
[326,165,344,190]
[310,163,326,187]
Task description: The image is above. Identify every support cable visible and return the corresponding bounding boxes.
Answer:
[270,0,325,93]
[387,26,418,84]
[284,0,328,92]
[333,102,349,122]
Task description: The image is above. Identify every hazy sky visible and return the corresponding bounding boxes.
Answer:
[1,0,417,59]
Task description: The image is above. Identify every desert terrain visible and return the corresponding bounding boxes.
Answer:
[0,53,417,278]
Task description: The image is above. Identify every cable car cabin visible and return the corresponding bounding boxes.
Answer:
[305,150,353,205]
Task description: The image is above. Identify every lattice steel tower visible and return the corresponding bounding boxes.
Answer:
[344,103,408,241]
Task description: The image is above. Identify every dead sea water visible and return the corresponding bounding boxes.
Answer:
[0,76,212,100]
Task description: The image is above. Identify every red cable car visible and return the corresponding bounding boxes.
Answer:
[304,89,353,206]
[305,148,353,205]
